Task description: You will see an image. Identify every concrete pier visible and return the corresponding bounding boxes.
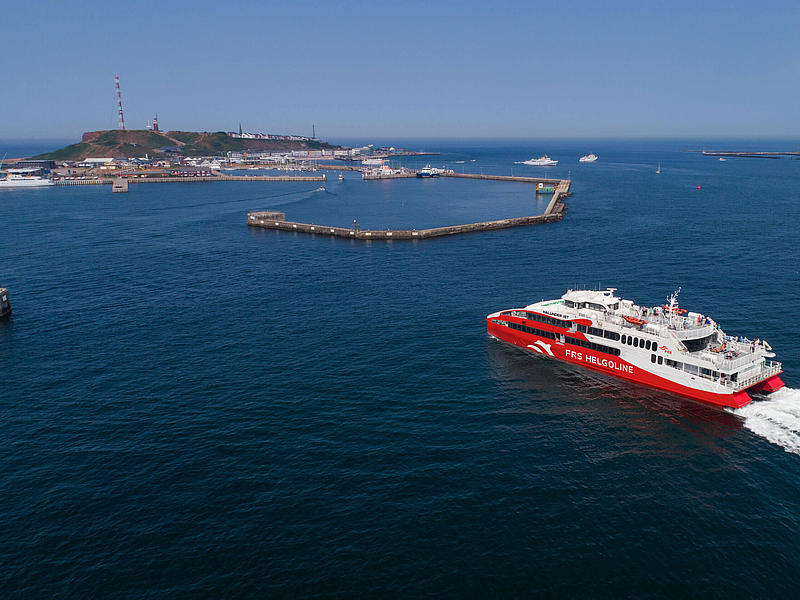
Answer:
[444,172,562,185]
[248,178,570,241]
[112,178,128,193]
[0,288,11,318]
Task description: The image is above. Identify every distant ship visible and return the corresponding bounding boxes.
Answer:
[488,287,783,409]
[656,161,661,174]
[579,153,598,163]
[519,155,558,167]
[0,169,54,188]
[338,173,344,180]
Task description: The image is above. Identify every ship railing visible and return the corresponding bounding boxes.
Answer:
[716,363,782,391]
[710,352,759,371]
[671,324,716,340]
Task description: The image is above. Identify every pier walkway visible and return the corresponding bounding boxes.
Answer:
[247,178,570,241]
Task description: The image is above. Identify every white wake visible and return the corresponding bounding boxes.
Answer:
[730,388,800,455]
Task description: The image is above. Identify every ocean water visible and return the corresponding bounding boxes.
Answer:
[1,139,800,597]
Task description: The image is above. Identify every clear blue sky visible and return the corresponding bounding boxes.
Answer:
[1,0,797,140]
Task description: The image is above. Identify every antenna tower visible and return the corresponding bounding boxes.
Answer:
[115,74,126,130]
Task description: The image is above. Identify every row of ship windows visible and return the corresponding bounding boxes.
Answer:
[622,334,655,351]
[564,300,620,311]
[651,354,734,381]
[506,311,620,341]
[499,320,621,357]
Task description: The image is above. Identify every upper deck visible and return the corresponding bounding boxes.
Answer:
[530,288,717,337]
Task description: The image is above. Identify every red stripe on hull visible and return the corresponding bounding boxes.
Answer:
[488,320,753,409]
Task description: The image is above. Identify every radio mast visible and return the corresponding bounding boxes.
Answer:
[115,74,126,131]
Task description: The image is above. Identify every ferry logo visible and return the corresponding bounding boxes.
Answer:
[527,341,555,356]
[660,345,672,354]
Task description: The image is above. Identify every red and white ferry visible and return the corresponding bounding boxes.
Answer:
[487,288,784,409]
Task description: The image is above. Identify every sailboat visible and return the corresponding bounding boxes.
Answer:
[656,161,661,175]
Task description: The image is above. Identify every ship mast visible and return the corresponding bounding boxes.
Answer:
[667,287,681,328]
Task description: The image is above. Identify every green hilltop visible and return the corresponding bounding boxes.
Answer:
[34,130,339,160]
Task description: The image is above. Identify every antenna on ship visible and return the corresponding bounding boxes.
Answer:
[667,287,681,327]
[115,74,126,131]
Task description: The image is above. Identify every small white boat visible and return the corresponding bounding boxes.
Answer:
[579,153,598,163]
[656,161,661,174]
[519,155,558,167]
[338,173,344,181]
[719,157,727,162]
[315,186,325,192]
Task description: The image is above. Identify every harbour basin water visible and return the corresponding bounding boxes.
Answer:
[1,139,799,596]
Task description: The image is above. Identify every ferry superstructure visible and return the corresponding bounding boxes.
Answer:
[487,288,783,408]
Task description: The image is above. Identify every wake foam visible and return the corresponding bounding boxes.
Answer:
[730,388,800,455]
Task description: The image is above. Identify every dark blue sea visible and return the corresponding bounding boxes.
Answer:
[1,139,800,597]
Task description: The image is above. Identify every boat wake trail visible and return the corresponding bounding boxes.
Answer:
[730,388,800,455]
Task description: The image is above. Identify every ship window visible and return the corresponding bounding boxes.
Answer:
[621,335,626,344]
[645,340,651,350]
[603,330,620,341]
[651,354,656,363]
[633,338,639,348]
[565,300,575,308]
[658,356,663,365]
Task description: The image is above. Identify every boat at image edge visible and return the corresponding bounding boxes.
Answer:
[487,287,784,409]
[0,170,54,188]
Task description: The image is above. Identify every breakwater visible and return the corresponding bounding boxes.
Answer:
[248,177,570,240]
[444,172,562,185]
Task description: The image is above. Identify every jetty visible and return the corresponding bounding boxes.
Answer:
[699,151,799,159]
[0,288,11,318]
[248,176,570,241]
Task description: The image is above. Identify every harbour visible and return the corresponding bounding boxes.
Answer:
[247,175,570,240]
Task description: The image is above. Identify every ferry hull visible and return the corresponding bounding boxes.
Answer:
[0,179,54,188]
[488,320,759,409]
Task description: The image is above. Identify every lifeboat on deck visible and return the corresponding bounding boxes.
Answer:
[623,315,647,326]
[662,305,687,315]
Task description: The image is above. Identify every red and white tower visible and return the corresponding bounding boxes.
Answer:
[115,74,126,131]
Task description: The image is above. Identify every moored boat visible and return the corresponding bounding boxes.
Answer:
[416,164,441,178]
[487,287,783,409]
[0,170,54,188]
